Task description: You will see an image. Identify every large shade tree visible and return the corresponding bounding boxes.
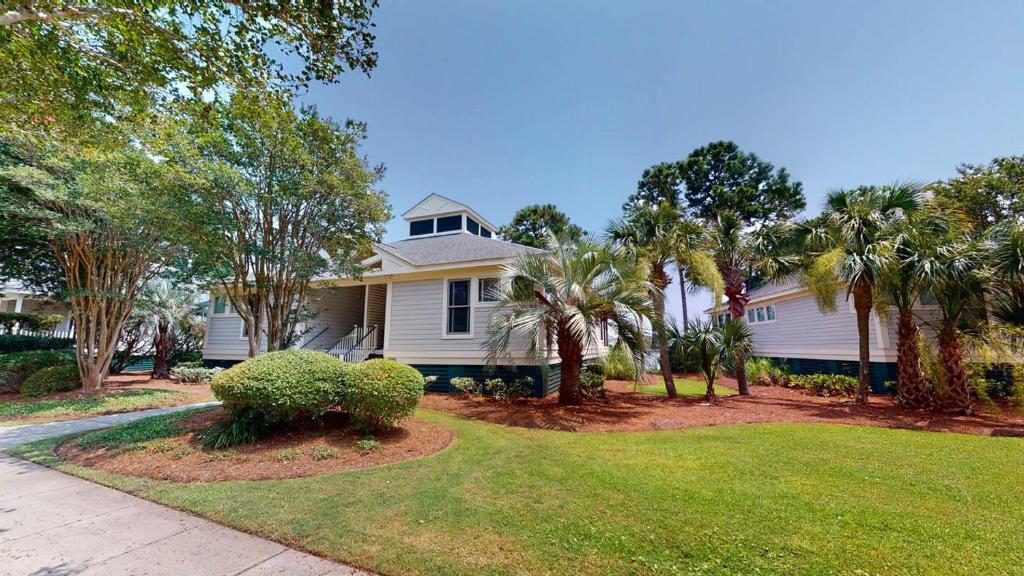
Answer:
[681,141,805,226]
[608,203,722,397]
[166,90,390,356]
[498,204,584,248]
[805,183,923,404]
[0,0,378,135]
[929,156,1024,229]
[486,235,651,406]
[0,139,181,391]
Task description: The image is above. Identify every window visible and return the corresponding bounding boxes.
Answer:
[410,219,434,236]
[436,215,462,233]
[480,228,492,238]
[240,321,249,339]
[756,307,766,322]
[766,304,776,321]
[747,309,756,323]
[213,296,226,314]
[478,277,500,302]
[467,217,480,235]
[446,279,471,334]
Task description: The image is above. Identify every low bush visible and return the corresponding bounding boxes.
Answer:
[210,350,349,424]
[0,334,74,354]
[450,376,481,395]
[581,367,606,399]
[601,344,637,381]
[20,364,82,397]
[485,376,534,401]
[791,373,858,397]
[0,349,76,393]
[354,436,382,454]
[746,357,791,387]
[171,364,223,384]
[342,359,425,431]
[312,446,341,460]
[0,311,64,334]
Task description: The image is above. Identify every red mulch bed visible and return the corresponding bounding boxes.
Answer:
[420,374,1024,437]
[58,408,455,482]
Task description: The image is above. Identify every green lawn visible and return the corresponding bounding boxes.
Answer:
[633,377,737,397]
[9,410,1024,575]
[0,388,189,425]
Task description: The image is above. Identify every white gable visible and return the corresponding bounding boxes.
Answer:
[402,193,471,220]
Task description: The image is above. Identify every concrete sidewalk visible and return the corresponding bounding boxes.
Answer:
[0,407,371,575]
[0,402,221,450]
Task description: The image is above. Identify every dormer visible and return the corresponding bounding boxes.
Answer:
[401,193,498,239]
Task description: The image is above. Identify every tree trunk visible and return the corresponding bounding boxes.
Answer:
[724,275,750,395]
[557,324,584,406]
[704,375,718,403]
[938,323,973,414]
[894,309,929,409]
[852,281,873,404]
[152,319,172,380]
[734,350,749,395]
[653,286,677,398]
[677,263,689,331]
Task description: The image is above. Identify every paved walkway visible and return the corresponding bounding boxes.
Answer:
[0,407,370,576]
[0,402,221,450]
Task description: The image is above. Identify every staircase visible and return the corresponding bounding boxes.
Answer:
[327,325,378,363]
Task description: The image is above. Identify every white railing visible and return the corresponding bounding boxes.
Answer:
[7,326,76,339]
[328,324,378,363]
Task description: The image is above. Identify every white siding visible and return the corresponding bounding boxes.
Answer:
[386,277,531,363]
[301,286,365,350]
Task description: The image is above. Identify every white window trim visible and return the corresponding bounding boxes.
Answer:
[442,277,475,339]
[238,319,248,340]
[744,303,777,324]
[477,277,501,306]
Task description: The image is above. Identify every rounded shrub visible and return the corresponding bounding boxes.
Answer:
[0,349,76,393]
[210,350,349,424]
[342,359,425,431]
[21,364,82,397]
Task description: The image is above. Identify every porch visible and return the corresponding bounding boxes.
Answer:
[296,284,387,363]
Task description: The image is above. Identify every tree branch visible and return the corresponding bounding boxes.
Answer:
[0,5,135,27]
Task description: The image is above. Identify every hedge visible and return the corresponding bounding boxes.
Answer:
[0,349,76,393]
[0,334,74,354]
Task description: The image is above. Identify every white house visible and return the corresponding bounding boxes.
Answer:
[709,279,945,392]
[202,194,614,396]
[0,281,75,337]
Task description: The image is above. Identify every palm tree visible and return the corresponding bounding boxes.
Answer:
[486,236,651,406]
[680,319,728,403]
[879,209,952,409]
[914,233,990,413]
[140,281,197,379]
[805,183,923,404]
[988,219,1024,327]
[706,212,803,395]
[608,203,722,398]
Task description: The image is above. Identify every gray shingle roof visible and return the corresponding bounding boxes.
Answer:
[377,233,543,266]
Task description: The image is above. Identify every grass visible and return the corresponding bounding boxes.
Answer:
[75,409,201,452]
[0,388,190,425]
[9,410,1024,576]
[633,378,737,398]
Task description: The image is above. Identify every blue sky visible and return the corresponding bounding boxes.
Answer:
[299,0,1024,321]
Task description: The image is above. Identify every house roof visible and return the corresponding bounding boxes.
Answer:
[376,233,543,267]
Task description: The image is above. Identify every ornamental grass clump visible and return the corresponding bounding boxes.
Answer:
[342,359,425,432]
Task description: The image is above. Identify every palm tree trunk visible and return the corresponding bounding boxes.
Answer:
[557,325,584,406]
[734,350,749,395]
[938,323,972,414]
[653,287,677,398]
[677,263,689,331]
[152,320,172,380]
[894,309,929,408]
[704,374,718,403]
[852,281,873,404]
